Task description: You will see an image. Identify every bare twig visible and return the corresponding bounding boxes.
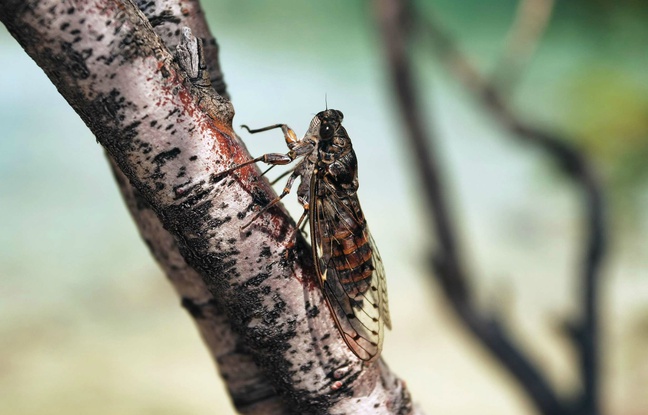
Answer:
[417,10,606,414]
[374,0,607,414]
[492,0,555,94]
[374,1,565,413]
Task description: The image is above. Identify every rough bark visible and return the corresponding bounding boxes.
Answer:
[0,0,416,414]
[107,1,279,412]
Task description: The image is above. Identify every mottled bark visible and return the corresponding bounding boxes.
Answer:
[0,0,416,414]
[108,1,279,412]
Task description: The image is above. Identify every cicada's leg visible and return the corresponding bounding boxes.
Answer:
[296,205,309,230]
[215,122,301,180]
[269,168,294,185]
[295,194,310,233]
[241,123,300,151]
[281,205,309,259]
[215,151,295,181]
[218,122,314,232]
[241,170,300,229]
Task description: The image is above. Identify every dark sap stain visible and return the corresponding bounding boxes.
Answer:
[244,272,270,288]
[207,215,232,229]
[150,172,165,181]
[259,246,272,258]
[251,188,270,207]
[152,147,181,166]
[165,107,179,119]
[299,361,314,373]
[59,41,91,79]
[307,305,319,318]
[137,140,153,154]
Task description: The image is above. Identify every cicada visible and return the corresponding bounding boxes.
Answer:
[218,109,391,361]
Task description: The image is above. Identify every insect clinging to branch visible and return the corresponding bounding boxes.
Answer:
[217,109,391,362]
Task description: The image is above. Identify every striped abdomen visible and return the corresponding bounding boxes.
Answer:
[322,206,374,298]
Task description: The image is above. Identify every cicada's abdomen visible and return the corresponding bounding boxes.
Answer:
[320,208,374,298]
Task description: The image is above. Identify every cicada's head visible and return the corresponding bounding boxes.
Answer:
[314,109,344,141]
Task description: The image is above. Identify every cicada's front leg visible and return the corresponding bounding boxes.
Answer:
[214,150,295,181]
[215,123,313,231]
[239,169,301,229]
[241,123,301,150]
[281,170,314,258]
[279,194,310,260]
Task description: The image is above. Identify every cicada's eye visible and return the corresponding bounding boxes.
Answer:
[334,110,344,120]
[320,123,334,139]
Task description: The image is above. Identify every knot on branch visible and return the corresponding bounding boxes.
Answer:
[175,26,234,126]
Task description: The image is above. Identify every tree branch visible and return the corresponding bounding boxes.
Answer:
[374,0,607,414]
[492,0,555,95]
[112,161,284,414]
[133,0,229,99]
[417,10,607,414]
[105,1,281,412]
[0,0,417,413]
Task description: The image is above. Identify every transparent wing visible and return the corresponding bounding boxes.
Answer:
[311,181,391,362]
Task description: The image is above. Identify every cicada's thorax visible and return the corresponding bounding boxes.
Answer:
[317,127,374,297]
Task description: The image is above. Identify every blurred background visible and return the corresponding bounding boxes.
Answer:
[1,1,646,414]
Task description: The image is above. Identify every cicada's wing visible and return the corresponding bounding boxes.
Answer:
[310,181,391,362]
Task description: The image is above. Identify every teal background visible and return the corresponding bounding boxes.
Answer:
[1,1,647,414]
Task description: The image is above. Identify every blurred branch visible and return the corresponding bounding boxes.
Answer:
[492,0,555,95]
[374,0,606,414]
[417,10,606,414]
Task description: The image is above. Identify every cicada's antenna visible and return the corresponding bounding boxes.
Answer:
[325,93,328,110]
